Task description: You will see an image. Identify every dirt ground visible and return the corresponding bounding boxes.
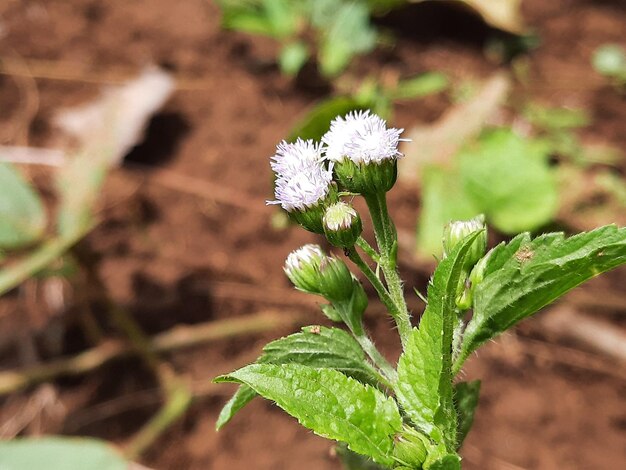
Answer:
[0,0,625,469]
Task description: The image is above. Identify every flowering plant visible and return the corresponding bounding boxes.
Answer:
[216,111,626,469]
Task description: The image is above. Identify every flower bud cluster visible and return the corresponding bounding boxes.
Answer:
[268,110,406,238]
[284,244,367,328]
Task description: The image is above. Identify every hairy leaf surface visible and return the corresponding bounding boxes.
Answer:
[457,225,626,369]
[217,363,402,466]
[216,326,379,429]
[396,233,481,450]
[454,381,481,448]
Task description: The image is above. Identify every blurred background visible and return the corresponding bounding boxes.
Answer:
[0,1,625,469]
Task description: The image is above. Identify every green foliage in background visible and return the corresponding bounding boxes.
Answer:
[0,163,46,249]
[217,0,379,77]
[417,128,559,256]
[0,437,131,470]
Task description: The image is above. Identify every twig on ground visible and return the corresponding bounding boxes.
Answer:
[0,311,307,397]
[539,306,626,363]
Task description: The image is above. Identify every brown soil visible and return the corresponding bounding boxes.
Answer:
[0,1,625,469]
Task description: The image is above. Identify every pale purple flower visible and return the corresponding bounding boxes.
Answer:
[322,110,406,164]
[268,139,332,212]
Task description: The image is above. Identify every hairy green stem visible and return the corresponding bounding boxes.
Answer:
[354,334,397,385]
[363,192,412,346]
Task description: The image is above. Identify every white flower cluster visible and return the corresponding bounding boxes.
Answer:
[268,111,405,212]
[268,139,333,212]
[323,110,405,164]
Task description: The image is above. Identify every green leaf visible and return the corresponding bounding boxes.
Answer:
[425,453,462,470]
[0,437,128,470]
[287,97,366,142]
[417,165,480,259]
[523,103,591,130]
[0,163,46,249]
[261,326,377,382]
[459,128,558,233]
[390,73,449,101]
[457,225,626,370]
[217,363,402,466]
[318,2,376,77]
[396,232,482,450]
[216,326,381,429]
[279,41,309,76]
[454,381,480,448]
[216,384,257,430]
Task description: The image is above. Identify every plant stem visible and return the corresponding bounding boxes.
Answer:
[354,334,397,385]
[346,248,397,318]
[363,192,412,346]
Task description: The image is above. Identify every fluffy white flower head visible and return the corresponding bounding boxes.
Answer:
[322,110,405,164]
[284,244,324,275]
[269,165,332,212]
[270,138,323,180]
[268,138,332,212]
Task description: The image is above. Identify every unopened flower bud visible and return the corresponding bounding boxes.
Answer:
[284,244,326,295]
[393,426,428,469]
[443,215,487,269]
[284,245,357,305]
[323,202,363,248]
[318,256,355,303]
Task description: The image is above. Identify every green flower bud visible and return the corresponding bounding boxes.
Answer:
[455,275,473,311]
[318,256,355,303]
[334,158,398,195]
[284,244,326,295]
[323,202,363,248]
[443,214,487,269]
[393,426,428,469]
[469,247,492,289]
[284,244,357,305]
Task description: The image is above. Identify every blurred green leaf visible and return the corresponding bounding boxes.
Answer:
[459,128,559,233]
[279,41,309,76]
[0,437,128,470]
[417,166,480,258]
[523,104,590,130]
[288,97,366,142]
[219,0,299,38]
[390,73,449,101]
[0,163,46,249]
[318,2,377,77]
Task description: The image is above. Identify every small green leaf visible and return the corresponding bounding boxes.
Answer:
[457,225,626,369]
[396,232,482,450]
[217,363,402,466]
[279,42,309,76]
[288,97,366,142]
[0,163,46,249]
[216,384,257,430]
[425,453,462,470]
[454,381,481,448]
[0,437,128,470]
[217,326,380,428]
[459,128,558,233]
[390,73,449,101]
